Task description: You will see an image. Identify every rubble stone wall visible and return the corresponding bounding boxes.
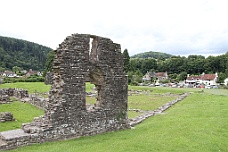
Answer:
[0,112,15,122]
[44,72,53,85]
[0,88,28,104]
[0,88,47,110]
[23,34,129,140]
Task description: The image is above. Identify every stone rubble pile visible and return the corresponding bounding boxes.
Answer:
[0,89,13,104]
[0,112,15,122]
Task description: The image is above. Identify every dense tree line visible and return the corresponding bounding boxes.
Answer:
[43,48,228,84]
[123,50,228,84]
[0,36,52,71]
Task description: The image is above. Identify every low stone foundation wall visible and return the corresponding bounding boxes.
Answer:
[0,88,47,109]
[21,94,47,110]
[0,112,15,122]
[0,89,13,104]
[129,92,189,126]
[0,88,28,100]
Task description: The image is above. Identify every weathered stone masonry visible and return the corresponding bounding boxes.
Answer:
[24,34,129,139]
[0,34,129,150]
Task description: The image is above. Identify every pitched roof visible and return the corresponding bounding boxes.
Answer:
[201,74,216,80]
[186,73,217,81]
[186,76,201,80]
[4,70,14,75]
[155,72,167,77]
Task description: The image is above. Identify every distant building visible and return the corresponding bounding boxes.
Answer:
[186,75,202,84]
[142,71,168,82]
[155,72,168,81]
[186,73,218,86]
[142,72,155,81]
[1,70,18,78]
[224,78,228,86]
[25,69,42,77]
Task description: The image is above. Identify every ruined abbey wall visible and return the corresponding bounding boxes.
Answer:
[22,34,129,140]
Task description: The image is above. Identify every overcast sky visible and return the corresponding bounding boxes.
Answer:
[1,0,228,56]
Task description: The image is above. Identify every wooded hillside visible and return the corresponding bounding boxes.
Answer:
[131,51,173,59]
[0,36,52,71]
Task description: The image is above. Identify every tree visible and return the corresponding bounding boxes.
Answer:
[0,36,52,71]
[225,52,228,76]
[217,72,227,83]
[187,55,205,75]
[169,73,178,81]
[12,66,22,74]
[127,70,143,85]
[0,67,5,72]
[204,56,217,73]
[166,56,187,74]
[177,72,187,81]
[43,50,55,76]
[140,58,157,74]
[122,49,130,72]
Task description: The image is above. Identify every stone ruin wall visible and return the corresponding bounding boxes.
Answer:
[22,34,129,140]
[0,112,15,122]
[0,88,28,104]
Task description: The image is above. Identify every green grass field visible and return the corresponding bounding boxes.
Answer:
[0,82,95,93]
[0,98,44,132]
[0,82,228,152]
[0,82,51,93]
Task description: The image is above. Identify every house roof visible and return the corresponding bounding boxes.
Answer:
[4,70,15,75]
[26,69,39,76]
[186,73,217,81]
[201,74,216,80]
[155,72,167,77]
[186,76,201,80]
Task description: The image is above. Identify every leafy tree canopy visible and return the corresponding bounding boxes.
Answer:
[0,36,52,71]
[131,51,173,59]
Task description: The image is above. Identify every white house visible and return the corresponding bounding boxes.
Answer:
[186,73,218,86]
[186,75,202,84]
[142,72,155,81]
[201,73,218,85]
[224,78,228,86]
[2,70,18,78]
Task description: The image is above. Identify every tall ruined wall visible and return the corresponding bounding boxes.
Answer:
[23,34,129,140]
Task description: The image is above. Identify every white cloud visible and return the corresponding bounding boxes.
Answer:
[1,0,228,56]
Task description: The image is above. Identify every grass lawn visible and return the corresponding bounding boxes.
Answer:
[4,91,228,152]
[0,82,95,93]
[0,99,44,132]
[1,82,228,151]
[128,94,178,111]
[0,82,51,93]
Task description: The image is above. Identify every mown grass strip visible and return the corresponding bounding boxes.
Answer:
[0,99,44,132]
[4,92,228,152]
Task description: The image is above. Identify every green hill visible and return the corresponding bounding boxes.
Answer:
[0,36,52,71]
[131,51,173,59]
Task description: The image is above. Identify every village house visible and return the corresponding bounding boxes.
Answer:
[142,72,155,81]
[25,69,42,77]
[186,73,218,86]
[1,70,18,78]
[224,78,228,86]
[142,71,168,83]
[186,75,202,84]
[155,72,168,81]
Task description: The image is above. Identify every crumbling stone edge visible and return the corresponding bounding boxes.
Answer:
[129,92,189,127]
